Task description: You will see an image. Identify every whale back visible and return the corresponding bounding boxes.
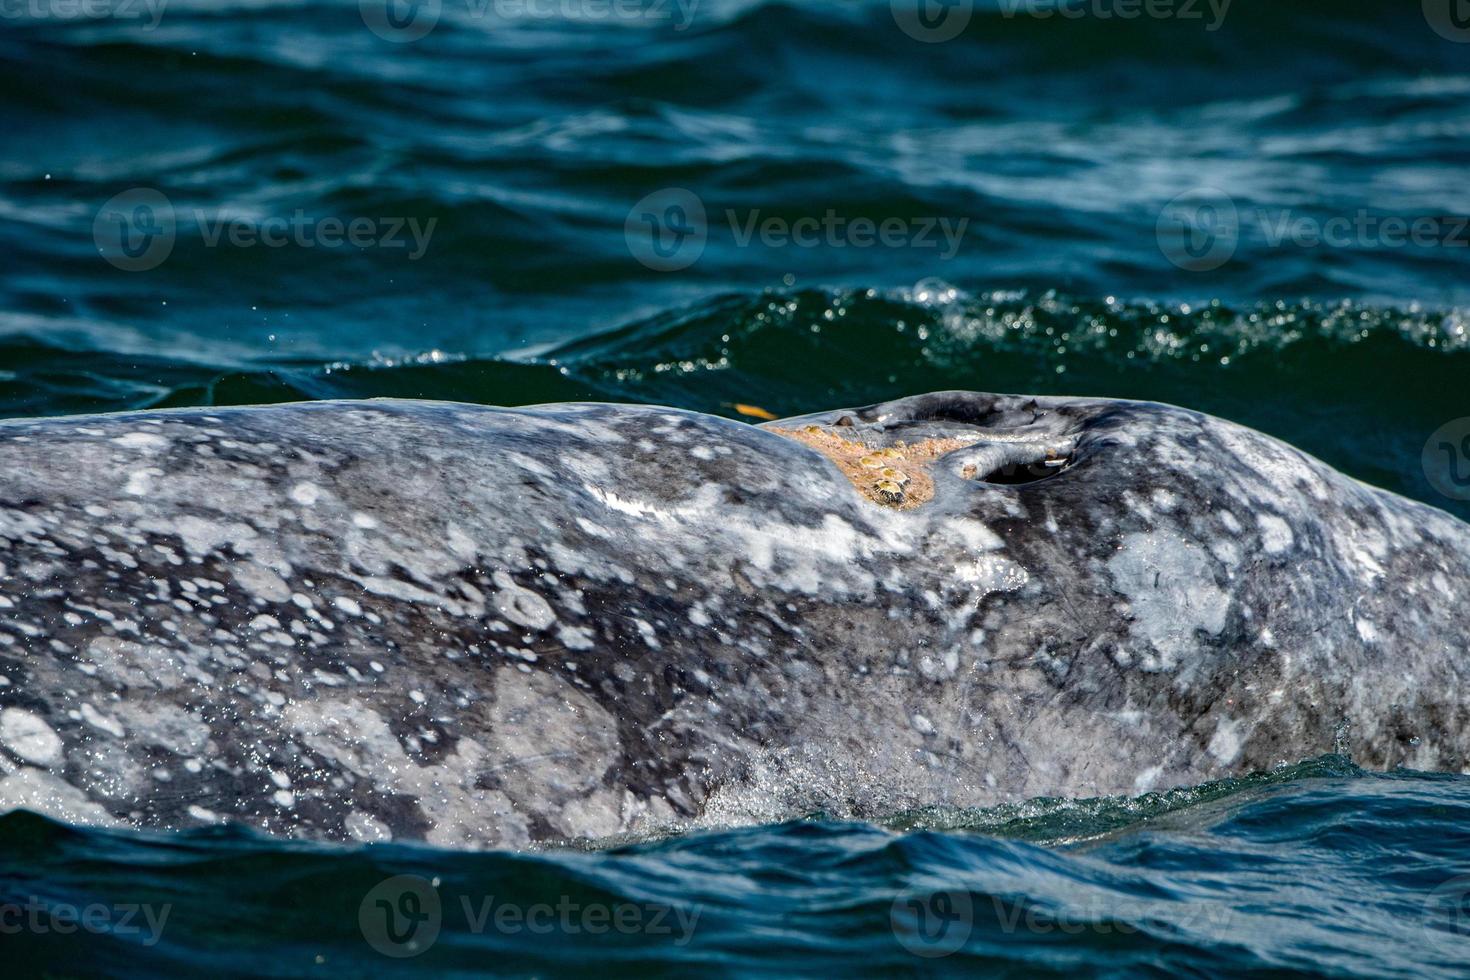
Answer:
[0,394,1464,846]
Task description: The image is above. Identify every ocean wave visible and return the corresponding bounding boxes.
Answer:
[4,760,1468,975]
[0,289,1465,518]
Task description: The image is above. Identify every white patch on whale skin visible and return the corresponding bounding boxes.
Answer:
[288,699,528,848]
[1207,718,1244,765]
[583,483,707,522]
[445,523,478,560]
[355,573,465,617]
[954,555,1028,598]
[110,702,211,757]
[488,668,625,840]
[634,618,660,648]
[345,811,393,842]
[0,768,122,827]
[124,468,160,496]
[918,647,962,680]
[1213,420,1330,504]
[230,561,293,604]
[1133,765,1163,795]
[289,482,322,507]
[581,481,917,595]
[0,508,47,542]
[112,431,168,450]
[1432,572,1453,599]
[558,624,595,650]
[0,708,64,767]
[1106,530,1229,671]
[944,517,1006,553]
[1257,514,1294,555]
[1209,538,1241,565]
[492,571,556,631]
[80,703,125,738]
[1346,536,1387,583]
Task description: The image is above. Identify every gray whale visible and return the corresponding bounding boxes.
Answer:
[0,392,1465,847]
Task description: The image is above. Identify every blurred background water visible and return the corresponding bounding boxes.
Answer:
[5,0,1470,974]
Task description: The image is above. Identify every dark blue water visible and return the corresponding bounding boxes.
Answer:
[6,760,1470,976]
[6,0,1470,974]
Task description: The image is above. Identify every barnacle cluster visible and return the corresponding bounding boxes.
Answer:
[772,425,973,510]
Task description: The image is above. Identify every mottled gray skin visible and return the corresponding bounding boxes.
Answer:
[0,393,1465,848]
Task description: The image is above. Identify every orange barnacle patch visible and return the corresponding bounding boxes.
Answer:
[770,426,975,510]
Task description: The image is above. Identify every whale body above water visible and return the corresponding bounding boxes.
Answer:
[0,392,1464,847]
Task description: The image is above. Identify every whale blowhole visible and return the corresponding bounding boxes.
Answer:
[962,450,1074,487]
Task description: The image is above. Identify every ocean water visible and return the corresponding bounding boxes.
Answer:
[5,0,1470,974]
[7,760,1470,975]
